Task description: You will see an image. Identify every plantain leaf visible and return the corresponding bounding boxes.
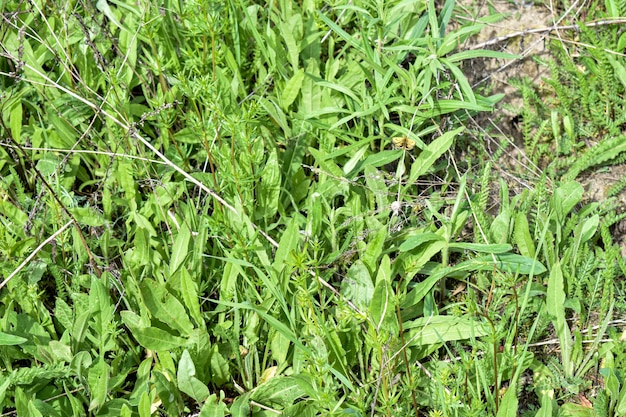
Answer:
[169,222,190,275]
[281,69,305,110]
[121,311,187,351]
[0,332,27,345]
[177,349,210,403]
[404,315,489,346]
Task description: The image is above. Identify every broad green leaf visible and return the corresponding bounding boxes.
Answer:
[174,127,203,144]
[407,127,463,185]
[170,222,191,275]
[440,57,475,103]
[177,349,210,403]
[130,361,149,397]
[283,403,315,417]
[72,227,88,265]
[617,378,626,415]
[119,16,138,85]
[49,341,72,362]
[399,233,445,252]
[230,392,252,417]
[343,144,369,175]
[69,207,106,227]
[341,260,374,309]
[0,377,10,410]
[0,198,28,226]
[359,150,404,172]
[362,225,387,272]
[608,54,626,90]
[404,315,489,346]
[376,255,391,284]
[601,366,620,399]
[72,309,91,346]
[89,277,116,352]
[117,161,137,212]
[154,371,183,416]
[138,392,151,417]
[513,213,535,258]
[551,181,583,220]
[256,148,281,219]
[9,100,22,142]
[47,111,78,145]
[158,350,178,377]
[27,401,44,417]
[15,387,28,416]
[279,13,302,70]
[364,165,389,210]
[35,153,62,177]
[121,311,186,350]
[250,376,305,408]
[127,227,150,266]
[305,187,323,237]
[447,242,512,253]
[179,268,204,327]
[470,253,547,275]
[88,359,110,412]
[132,212,158,236]
[302,106,351,120]
[495,381,518,417]
[0,332,27,345]
[120,404,132,417]
[258,96,291,136]
[220,258,242,302]
[273,217,299,273]
[559,403,595,417]
[301,59,321,115]
[140,279,194,336]
[578,214,599,244]
[96,0,123,29]
[547,261,572,376]
[281,69,305,110]
[199,393,228,417]
[535,393,554,417]
[448,48,520,63]
[490,209,511,244]
[619,31,626,53]
[321,327,349,385]
[315,79,360,103]
[209,345,230,386]
[370,256,397,333]
[401,263,450,309]
[271,329,291,365]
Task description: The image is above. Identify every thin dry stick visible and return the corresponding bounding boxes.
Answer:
[0,220,73,290]
[469,17,626,87]
[548,0,579,58]
[0,144,167,165]
[468,18,626,50]
[315,273,365,317]
[249,401,281,415]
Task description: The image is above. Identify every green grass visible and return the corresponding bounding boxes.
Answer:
[1,0,626,416]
